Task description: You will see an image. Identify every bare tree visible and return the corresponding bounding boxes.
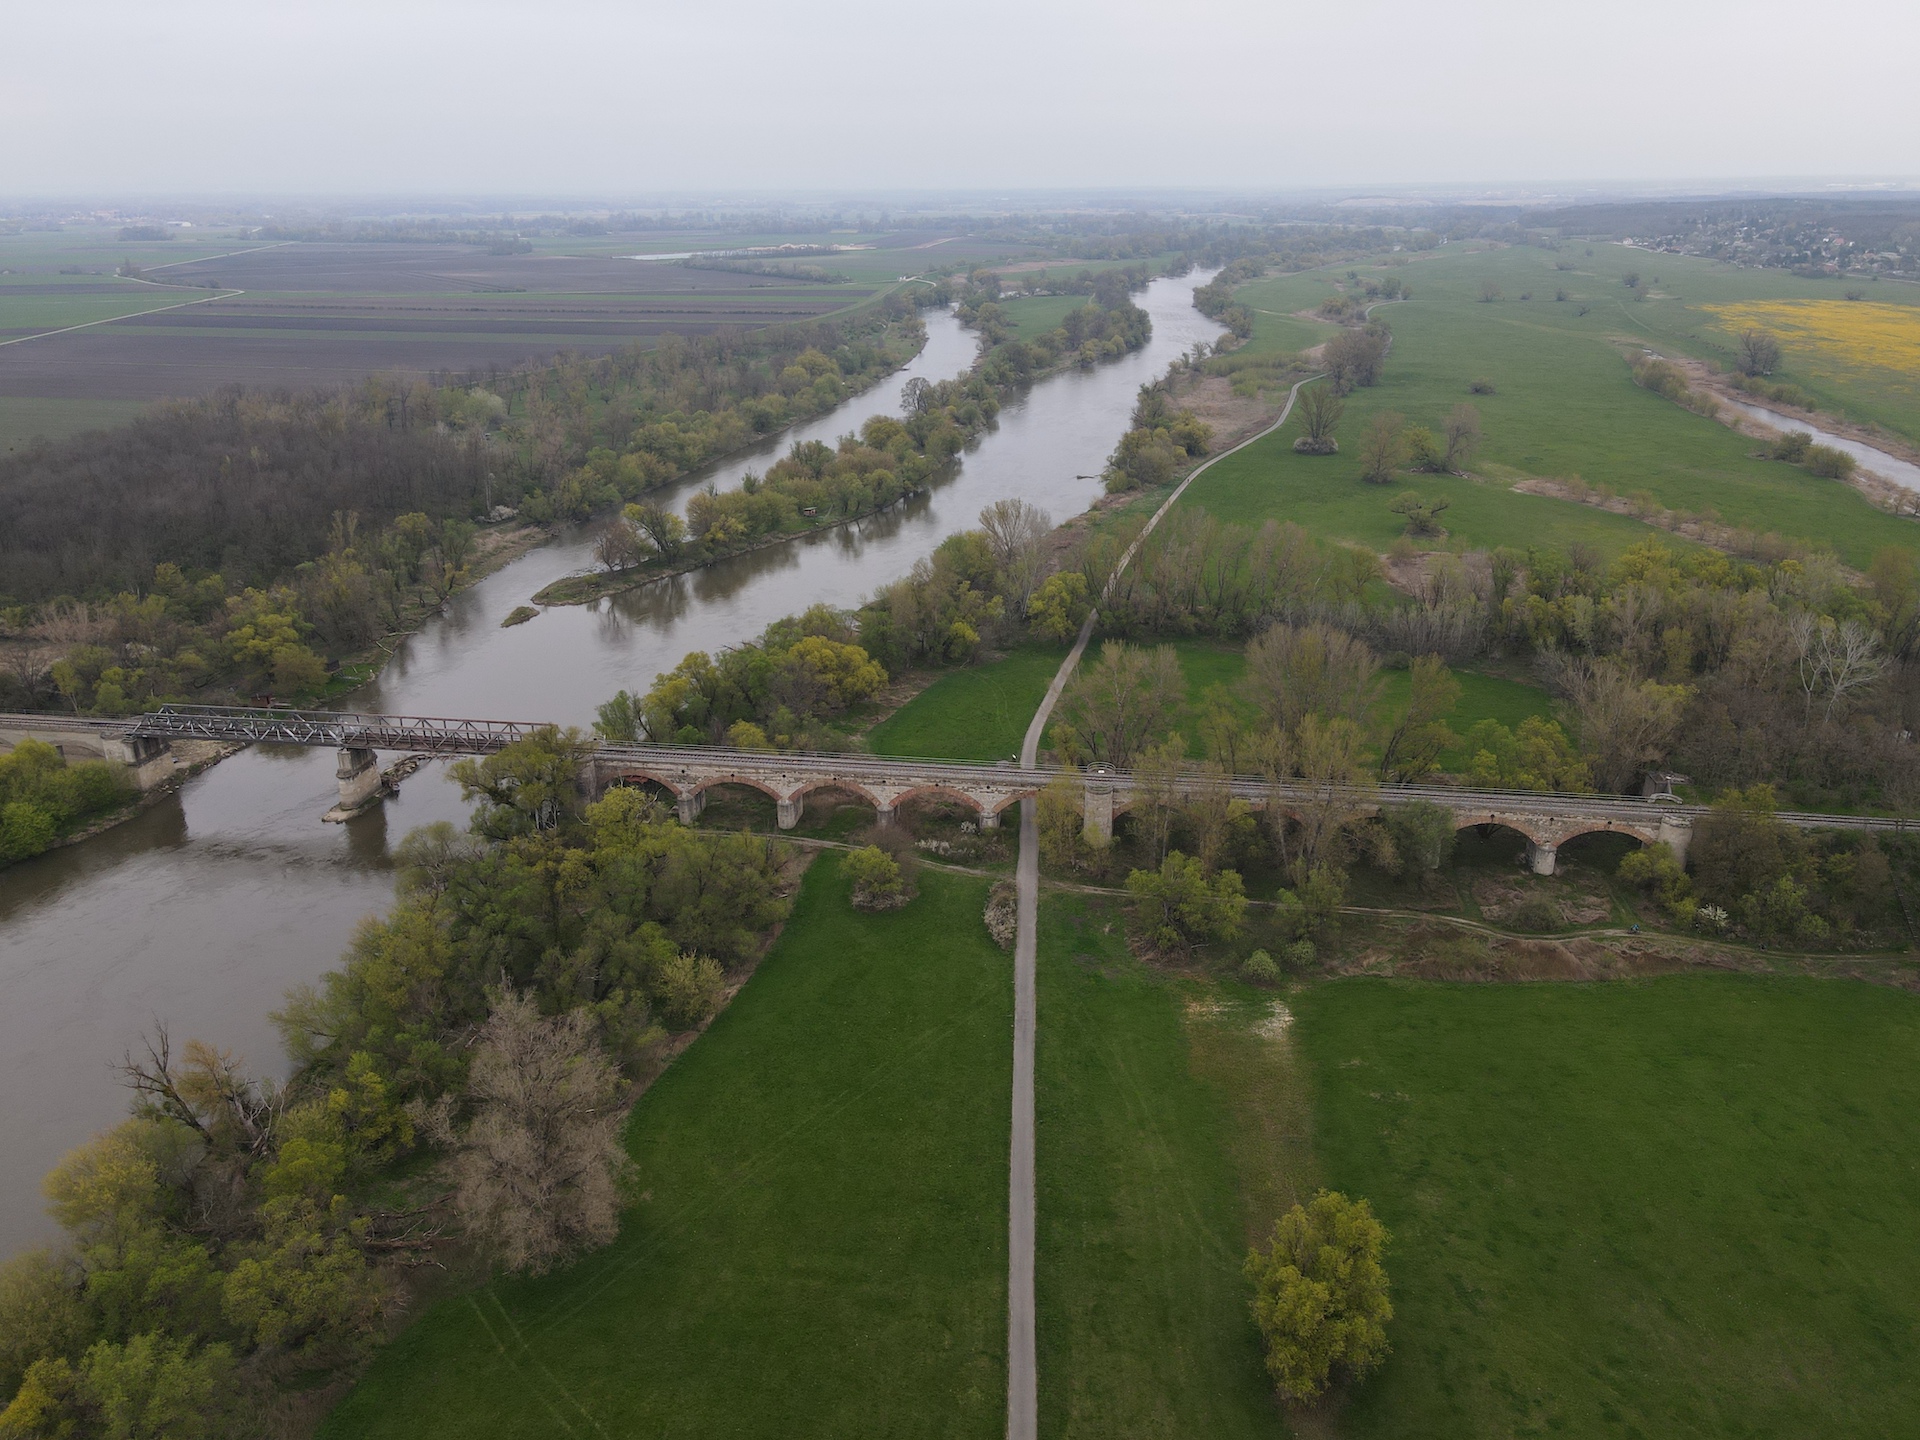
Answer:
[1356,411,1406,484]
[1244,621,1380,733]
[1128,737,1187,865]
[1293,385,1345,454]
[1285,715,1377,882]
[594,519,642,573]
[1737,328,1782,376]
[1054,641,1184,768]
[1548,655,1690,792]
[1442,403,1482,471]
[1790,613,1887,723]
[977,498,1052,612]
[447,991,631,1276]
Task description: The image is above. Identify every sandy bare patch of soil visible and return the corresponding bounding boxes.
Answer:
[1472,874,1612,927]
[1173,372,1286,451]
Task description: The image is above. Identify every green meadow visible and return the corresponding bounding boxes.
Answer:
[1184,245,1920,567]
[1299,975,1920,1438]
[320,857,1011,1440]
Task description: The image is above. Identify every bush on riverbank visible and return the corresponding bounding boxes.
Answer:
[0,739,132,866]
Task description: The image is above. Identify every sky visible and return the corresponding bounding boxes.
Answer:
[4,0,1916,199]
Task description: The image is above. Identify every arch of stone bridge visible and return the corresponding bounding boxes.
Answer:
[784,777,884,810]
[1547,819,1660,850]
[688,773,787,805]
[889,782,998,817]
[603,768,689,798]
[1451,812,1554,848]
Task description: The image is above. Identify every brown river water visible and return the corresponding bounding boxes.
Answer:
[0,272,1222,1253]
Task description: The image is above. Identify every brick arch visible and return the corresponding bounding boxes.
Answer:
[602,768,690,798]
[1451,813,1553,848]
[786,777,884,810]
[890,783,990,818]
[689,773,787,805]
[1552,820,1660,850]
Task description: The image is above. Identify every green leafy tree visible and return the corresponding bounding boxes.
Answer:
[1025,571,1091,643]
[843,845,912,911]
[1617,842,1695,922]
[1245,1190,1393,1403]
[1462,717,1591,792]
[1125,851,1246,953]
[450,728,594,837]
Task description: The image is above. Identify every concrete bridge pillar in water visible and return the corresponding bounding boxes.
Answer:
[1082,767,1115,847]
[330,746,383,819]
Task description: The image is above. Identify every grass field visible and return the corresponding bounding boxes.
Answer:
[999,295,1089,340]
[320,856,1012,1439]
[1298,975,1920,1438]
[1183,246,1920,567]
[868,645,1070,760]
[1035,893,1294,1438]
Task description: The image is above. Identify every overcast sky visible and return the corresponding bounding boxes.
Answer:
[5,0,1915,199]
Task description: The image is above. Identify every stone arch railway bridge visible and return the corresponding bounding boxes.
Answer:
[3,705,1909,872]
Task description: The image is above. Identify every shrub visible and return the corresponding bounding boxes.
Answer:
[1769,430,1812,463]
[1803,444,1857,480]
[1468,377,1496,395]
[1245,1190,1393,1403]
[1618,842,1694,920]
[1125,850,1247,953]
[1283,938,1317,969]
[1403,426,1444,472]
[984,882,1018,951]
[844,844,912,910]
[1241,949,1279,983]
[1510,897,1561,932]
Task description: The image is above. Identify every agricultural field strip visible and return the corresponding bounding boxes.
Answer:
[0,283,243,348]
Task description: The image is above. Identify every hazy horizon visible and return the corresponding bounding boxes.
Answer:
[6,0,1916,198]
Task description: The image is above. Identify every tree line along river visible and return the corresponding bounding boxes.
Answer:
[0,271,1224,1254]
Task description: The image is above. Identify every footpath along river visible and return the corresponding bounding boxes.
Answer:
[0,271,1223,1253]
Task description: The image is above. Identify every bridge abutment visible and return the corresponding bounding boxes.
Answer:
[99,734,175,790]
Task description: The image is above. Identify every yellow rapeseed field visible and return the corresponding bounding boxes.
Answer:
[1708,299,1920,375]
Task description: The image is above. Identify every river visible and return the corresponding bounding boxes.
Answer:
[1720,396,1920,496]
[0,271,1222,1253]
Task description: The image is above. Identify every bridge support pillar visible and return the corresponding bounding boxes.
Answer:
[1525,839,1558,876]
[1656,814,1693,869]
[978,807,999,831]
[329,746,383,819]
[102,734,175,791]
[1082,768,1113,847]
[776,796,802,830]
[676,790,706,826]
[874,803,896,827]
